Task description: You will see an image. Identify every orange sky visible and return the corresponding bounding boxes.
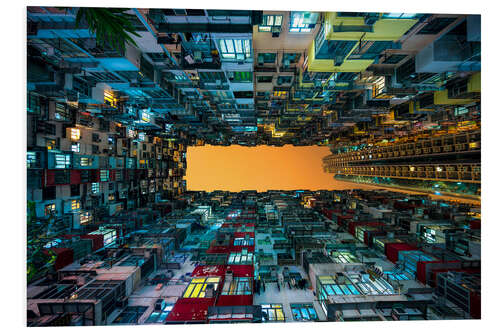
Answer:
[185,144,480,204]
[186,145,352,192]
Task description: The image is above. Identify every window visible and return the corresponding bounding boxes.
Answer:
[71,142,80,153]
[55,154,71,169]
[71,200,80,210]
[290,304,318,321]
[182,277,221,298]
[104,90,117,108]
[258,53,276,64]
[54,170,70,184]
[228,252,254,265]
[100,170,109,182]
[46,139,57,150]
[383,13,417,19]
[221,277,252,295]
[27,152,38,169]
[259,15,283,32]
[257,76,273,83]
[146,304,174,324]
[80,211,92,225]
[80,157,90,167]
[218,39,251,60]
[45,203,56,216]
[70,128,81,140]
[233,237,254,246]
[92,145,99,154]
[230,71,252,83]
[233,91,253,99]
[273,91,288,98]
[70,184,80,196]
[261,304,285,322]
[277,76,292,85]
[54,102,70,121]
[283,53,300,64]
[289,12,319,32]
[91,182,100,194]
[27,92,42,114]
[92,133,100,142]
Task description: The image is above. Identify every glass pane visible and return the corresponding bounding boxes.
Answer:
[301,308,309,320]
[275,16,282,26]
[292,308,301,320]
[219,40,227,53]
[267,15,274,26]
[235,39,242,53]
[226,40,234,53]
[276,309,284,321]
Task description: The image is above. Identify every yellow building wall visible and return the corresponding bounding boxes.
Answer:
[434,90,475,105]
[467,72,481,93]
[324,13,419,41]
[307,40,374,72]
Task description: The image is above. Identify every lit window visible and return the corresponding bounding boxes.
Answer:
[55,154,71,169]
[228,252,254,265]
[80,211,92,225]
[290,303,318,321]
[100,170,109,182]
[218,39,251,60]
[70,128,81,140]
[27,152,37,168]
[141,110,150,122]
[80,157,90,167]
[71,142,80,153]
[289,12,318,32]
[221,277,252,295]
[45,204,56,216]
[183,276,221,298]
[91,182,100,194]
[259,15,283,32]
[71,200,80,210]
[54,102,70,121]
[46,139,56,150]
[104,90,117,108]
[383,13,417,19]
[233,237,254,246]
[261,304,285,322]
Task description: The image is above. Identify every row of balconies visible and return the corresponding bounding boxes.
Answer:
[326,130,480,165]
[326,163,481,183]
